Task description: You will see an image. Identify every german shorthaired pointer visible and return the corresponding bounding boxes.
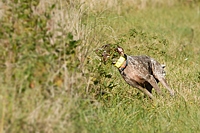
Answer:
[96,44,175,100]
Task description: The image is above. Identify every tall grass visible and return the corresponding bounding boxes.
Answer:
[0,0,200,132]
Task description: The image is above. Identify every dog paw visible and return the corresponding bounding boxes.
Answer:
[170,91,175,97]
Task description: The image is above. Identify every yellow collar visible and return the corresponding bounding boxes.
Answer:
[114,56,126,68]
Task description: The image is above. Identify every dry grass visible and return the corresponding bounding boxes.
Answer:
[0,0,200,132]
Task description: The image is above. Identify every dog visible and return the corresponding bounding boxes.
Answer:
[96,44,175,100]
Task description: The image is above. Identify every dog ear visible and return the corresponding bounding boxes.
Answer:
[115,46,124,55]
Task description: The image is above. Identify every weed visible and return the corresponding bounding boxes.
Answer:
[0,0,200,132]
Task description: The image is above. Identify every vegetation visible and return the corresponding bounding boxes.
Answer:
[0,0,200,132]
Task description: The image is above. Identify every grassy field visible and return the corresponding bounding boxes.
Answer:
[0,0,200,132]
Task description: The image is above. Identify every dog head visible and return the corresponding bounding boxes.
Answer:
[95,44,125,64]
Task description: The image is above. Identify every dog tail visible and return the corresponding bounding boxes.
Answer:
[161,64,166,68]
[161,64,166,76]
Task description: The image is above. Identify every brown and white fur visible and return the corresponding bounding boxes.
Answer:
[97,44,175,100]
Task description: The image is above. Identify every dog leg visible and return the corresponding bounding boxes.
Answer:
[126,77,155,100]
[157,77,175,96]
[137,85,155,100]
[145,75,162,95]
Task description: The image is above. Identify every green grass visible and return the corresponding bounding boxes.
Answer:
[0,0,200,132]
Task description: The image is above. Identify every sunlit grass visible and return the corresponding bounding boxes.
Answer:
[0,0,200,132]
